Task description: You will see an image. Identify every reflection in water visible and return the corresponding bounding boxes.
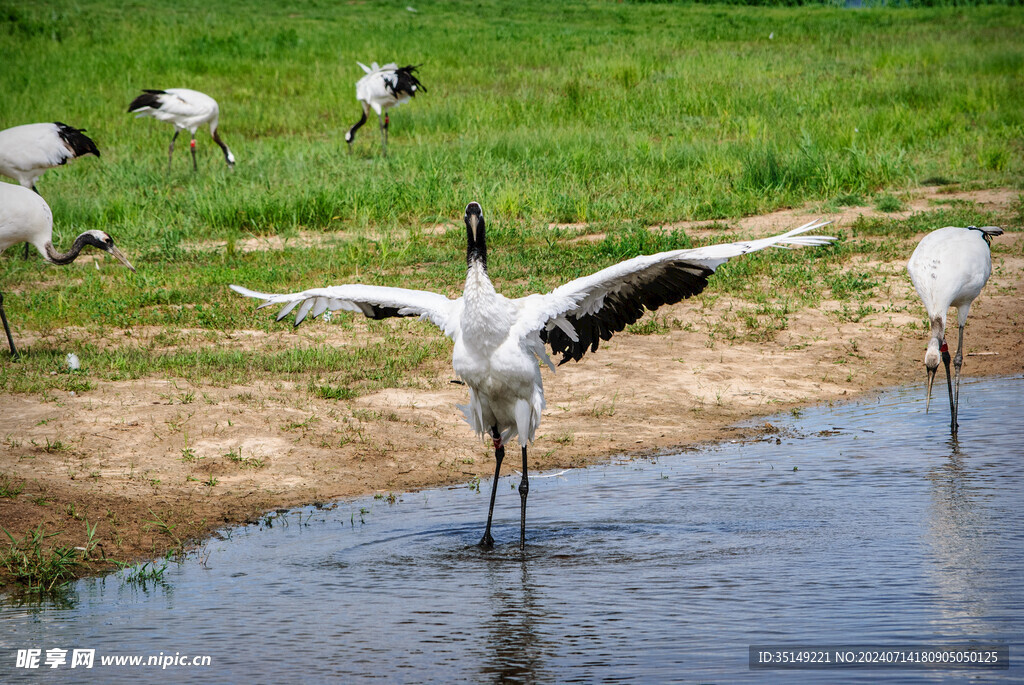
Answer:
[925,443,995,637]
[1,376,1021,684]
[480,560,548,683]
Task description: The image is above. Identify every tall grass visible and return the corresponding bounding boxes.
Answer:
[2,0,1021,243]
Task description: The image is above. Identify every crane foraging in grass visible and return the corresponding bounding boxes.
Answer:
[345,62,425,157]
[128,88,235,172]
[0,122,101,259]
[231,203,834,550]
[0,184,135,359]
[907,224,1003,438]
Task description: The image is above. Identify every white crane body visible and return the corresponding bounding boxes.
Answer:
[355,62,416,115]
[345,62,425,156]
[0,122,100,191]
[128,88,235,170]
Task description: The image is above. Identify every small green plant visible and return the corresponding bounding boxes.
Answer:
[116,559,168,583]
[875,194,906,213]
[42,438,72,454]
[627,315,672,335]
[180,447,198,463]
[82,520,100,561]
[223,447,266,469]
[145,511,176,538]
[834,192,865,207]
[589,392,618,418]
[553,432,575,445]
[0,474,25,499]
[313,384,358,401]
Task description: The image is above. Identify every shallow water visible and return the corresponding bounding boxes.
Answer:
[2,376,1022,683]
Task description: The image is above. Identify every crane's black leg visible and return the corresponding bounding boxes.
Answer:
[1,292,18,360]
[168,129,181,173]
[377,113,387,158]
[941,344,956,438]
[190,133,198,172]
[479,426,504,550]
[519,445,529,551]
[383,113,390,157]
[952,324,965,437]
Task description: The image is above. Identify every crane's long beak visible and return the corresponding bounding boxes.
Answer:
[925,366,936,413]
[107,245,137,273]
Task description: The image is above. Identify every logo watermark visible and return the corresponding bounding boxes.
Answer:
[14,648,211,670]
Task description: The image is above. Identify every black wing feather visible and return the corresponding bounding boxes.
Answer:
[359,304,415,320]
[128,89,167,113]
[389,65,426,97]
[540,262,713,365]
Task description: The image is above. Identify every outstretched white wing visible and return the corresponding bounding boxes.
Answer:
[512,220,834,364]
[230,284,459,338]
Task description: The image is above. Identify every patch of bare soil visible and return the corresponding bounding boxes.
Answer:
[1,188,1021,592]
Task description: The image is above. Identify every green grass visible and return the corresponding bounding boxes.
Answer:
[0,474,26,499]
[1,0,1022,395]
[1,522,99,594]
[2,0,1021,235]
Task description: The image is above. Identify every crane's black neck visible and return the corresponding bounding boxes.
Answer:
[212,129,233,166]
[45,233,107,265]
[347,109,368,142]
[465,204,487,270]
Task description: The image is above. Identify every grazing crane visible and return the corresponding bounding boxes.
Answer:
[232,203,833,550]
[345,62,425,157]
[0,122,101,259]
[0,184,135,359]
[128,88,235,172]
[907,225,1003,438]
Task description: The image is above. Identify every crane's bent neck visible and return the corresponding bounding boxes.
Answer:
[44,234,94,265]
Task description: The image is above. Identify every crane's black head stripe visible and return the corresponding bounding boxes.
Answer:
[54,122,100,159]
[465,204,487,268]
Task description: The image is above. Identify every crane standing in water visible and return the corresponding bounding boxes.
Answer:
[907,225,1003,438]
[232,203,834,550]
